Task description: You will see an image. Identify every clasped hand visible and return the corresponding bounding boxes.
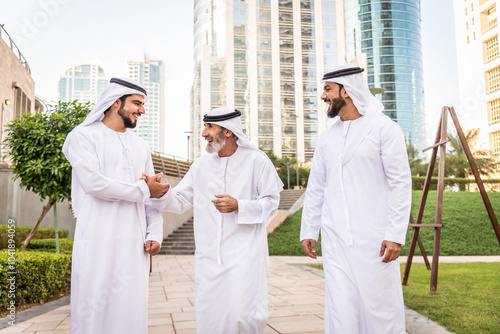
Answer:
[211,194,238,213]
[141,172,170,198]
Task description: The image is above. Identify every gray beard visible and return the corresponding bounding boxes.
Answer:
[205,136,226,153]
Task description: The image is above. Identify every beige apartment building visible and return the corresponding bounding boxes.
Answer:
[455,0,500,156]
[0,24,43,166]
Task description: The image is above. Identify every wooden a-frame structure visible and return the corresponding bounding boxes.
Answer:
[402,106,500,293]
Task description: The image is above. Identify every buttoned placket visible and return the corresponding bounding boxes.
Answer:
[116,132,146,244]
[340,121,354,246]
[216,156,229,265]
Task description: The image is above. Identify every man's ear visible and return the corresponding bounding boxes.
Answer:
[225,129,233,138]
[342,88,350,99]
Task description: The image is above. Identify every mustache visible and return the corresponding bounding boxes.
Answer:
[205,136,214,141]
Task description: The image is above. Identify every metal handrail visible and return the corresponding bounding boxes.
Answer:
[0,24,31,74]
[151,150,188,164]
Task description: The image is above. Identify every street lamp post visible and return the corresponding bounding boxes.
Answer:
[184,131,193,163]
[292,114,300,189]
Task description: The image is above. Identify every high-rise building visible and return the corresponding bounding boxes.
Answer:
[58,64,108,104]
[454,0,500,156]
[344,0,425,153]
[127,57,165,153]
[191,0,345,162]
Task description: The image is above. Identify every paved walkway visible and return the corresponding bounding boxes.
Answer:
[3,255,498,334]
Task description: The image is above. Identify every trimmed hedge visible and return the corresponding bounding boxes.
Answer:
[412,177,500,191]
[0,225,69,250]
[27,239,74,254]
[0,250,71,313]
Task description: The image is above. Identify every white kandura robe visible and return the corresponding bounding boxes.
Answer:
[152,146,281,334]
[64,122,163,334]
[300,114,412,334]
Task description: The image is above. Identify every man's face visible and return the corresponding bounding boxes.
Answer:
[202,123,226,153]
[117,94,145,129]
[321,82,346,118]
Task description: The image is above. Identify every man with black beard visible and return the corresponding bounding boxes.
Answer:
[62,78,168,334]
[148,107,283,333]
[300,65,412,333]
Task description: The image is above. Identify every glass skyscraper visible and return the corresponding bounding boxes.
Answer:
[58,64,108,105]
[127,57,165,153]
[344,0,425,152]
[191,0,344,162]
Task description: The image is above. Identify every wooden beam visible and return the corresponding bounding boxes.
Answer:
[423,139,451,152]
[410,213,431,270]
[409,224,444,228]
[430,107,448,294]
[402,112,443,285]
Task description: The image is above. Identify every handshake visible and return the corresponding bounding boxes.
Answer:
[142,173,170,199]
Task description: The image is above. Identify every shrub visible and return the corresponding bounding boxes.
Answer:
[27,239,73,254]
[0,250,71,313]
[412,177,500,191]
[0,225,68,250]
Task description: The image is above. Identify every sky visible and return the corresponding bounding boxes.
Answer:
[0,0,460,159]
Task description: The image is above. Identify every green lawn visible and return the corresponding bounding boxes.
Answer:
[268,190,500,256]
[309,263,500,334]
[402,262,500,334]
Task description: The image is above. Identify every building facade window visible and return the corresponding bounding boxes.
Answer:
[485,36,499,63]
[487,67,500,94]
[489,98,500,125]
[491,131,500,155]
[14,87,31,118]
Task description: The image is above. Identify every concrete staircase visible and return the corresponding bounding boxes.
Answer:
[151,152,190,178]
[159,189,306,255]
[278,189,306,210]
[159,218,195,255]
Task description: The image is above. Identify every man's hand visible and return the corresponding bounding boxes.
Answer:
[379,240,401,263]
[211,194,238,213]
[144,240,161,256]
[302,239,317,259]
[145,173,170,198]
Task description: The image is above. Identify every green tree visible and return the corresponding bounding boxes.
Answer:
[445,128,498,179]
[265,150,310,189]
[407,144,428,177]
[3,101,91,251]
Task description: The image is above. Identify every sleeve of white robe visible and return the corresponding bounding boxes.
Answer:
[144,148,163,243]
[300,138,326,242]
[380,121,412,245]
[236,160,280,225]
[66,129,150,203]
[150,168,194,214]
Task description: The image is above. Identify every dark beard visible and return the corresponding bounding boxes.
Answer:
[118,105,137,129]
[326,97,347,118]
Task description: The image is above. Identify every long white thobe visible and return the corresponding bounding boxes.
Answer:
[64,122,163,334]
[152,146,281,333]
[300,114,412,334]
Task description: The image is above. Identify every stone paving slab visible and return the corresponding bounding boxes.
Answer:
[0,255,477,333]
